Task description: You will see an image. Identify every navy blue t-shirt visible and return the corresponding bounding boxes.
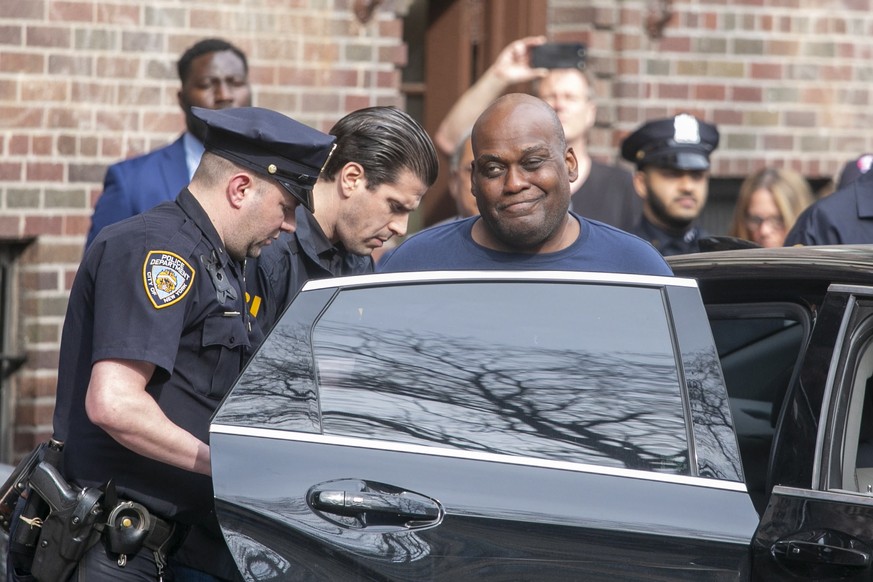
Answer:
[378,213,673,276]
[55,189,255,522]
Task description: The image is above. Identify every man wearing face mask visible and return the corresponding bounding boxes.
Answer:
[85,38,252,248]
[621,114,720,256]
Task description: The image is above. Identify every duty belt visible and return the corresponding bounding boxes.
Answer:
[16,459,184,582]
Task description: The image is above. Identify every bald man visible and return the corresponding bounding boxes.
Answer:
[435,36,642,231]
[379,94,670,276]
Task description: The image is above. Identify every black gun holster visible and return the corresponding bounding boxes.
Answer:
[11,460,106,582]
[0,441,46,532]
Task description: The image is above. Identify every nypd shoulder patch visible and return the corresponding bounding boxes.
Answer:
[143,251,196,309]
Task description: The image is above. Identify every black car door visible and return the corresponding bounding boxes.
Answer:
[211,272,760,581]
[753,285,873,580]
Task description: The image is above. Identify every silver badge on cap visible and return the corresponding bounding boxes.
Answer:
[673,114,700,144]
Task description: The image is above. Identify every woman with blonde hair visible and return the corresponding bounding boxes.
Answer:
[729,167,815,247]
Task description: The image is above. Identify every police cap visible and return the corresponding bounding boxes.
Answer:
[621,114,719,171]
[836,153,873,190]
[192,106,336,212]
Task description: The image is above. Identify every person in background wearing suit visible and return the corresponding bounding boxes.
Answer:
[85,38,251,248]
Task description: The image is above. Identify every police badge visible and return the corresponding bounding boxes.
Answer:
[673,113,701,144]
[143,251,195,309]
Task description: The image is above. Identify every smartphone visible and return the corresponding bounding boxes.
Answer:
[529,43,587,70]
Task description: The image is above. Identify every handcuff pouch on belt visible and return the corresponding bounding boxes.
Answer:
[103,498,178,573]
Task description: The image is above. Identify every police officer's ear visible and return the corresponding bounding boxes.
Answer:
[632,169,648,201]
[339,162,366,198]
[227,172,256,209]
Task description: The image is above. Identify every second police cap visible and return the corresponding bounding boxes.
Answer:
[192,106,337,212]
[621,113,719,171]
[836,153,873,190]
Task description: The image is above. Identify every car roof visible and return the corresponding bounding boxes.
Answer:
[670,245,873,281]
[669,244,873,304]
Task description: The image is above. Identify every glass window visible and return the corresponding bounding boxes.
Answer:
[0,240,30,464]
[706,308,807,507]
[837,327,873,494]
[313,281,689,474]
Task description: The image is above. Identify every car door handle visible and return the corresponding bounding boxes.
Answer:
[311,489,440,521]
[773,536,871,568]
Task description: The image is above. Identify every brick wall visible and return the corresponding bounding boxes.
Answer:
[0,0,407,461]
[6,0,873,462]
[550,0,873,180]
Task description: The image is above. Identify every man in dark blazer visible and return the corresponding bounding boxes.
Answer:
[85,38,252,248]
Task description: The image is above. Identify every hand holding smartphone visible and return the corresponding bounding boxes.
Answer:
[529,43,587,70]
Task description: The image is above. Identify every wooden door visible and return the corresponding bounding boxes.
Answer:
[408,0,547,227]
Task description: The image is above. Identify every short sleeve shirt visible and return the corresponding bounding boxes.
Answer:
[377,213,672,276]
[56,189,256,522]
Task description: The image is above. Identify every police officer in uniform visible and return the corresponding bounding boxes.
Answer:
[784,163,873,245]
[621,113,720,256]
[47,106,336,581]
[250,106,439,332]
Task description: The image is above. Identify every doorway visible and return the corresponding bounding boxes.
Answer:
[401,0,547,228]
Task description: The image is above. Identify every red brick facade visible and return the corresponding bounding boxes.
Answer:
[0,1,407,460]
[562,0,873,178]
[3,0,873,461]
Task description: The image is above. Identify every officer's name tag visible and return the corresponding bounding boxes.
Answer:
[143,251,195,309]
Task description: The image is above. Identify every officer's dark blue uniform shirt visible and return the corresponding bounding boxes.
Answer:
[630,216,707,256]
[55,188,257,523]
[248,205,373,333]
[784,169,873,246]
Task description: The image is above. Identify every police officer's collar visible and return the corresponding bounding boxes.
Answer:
[636,216,700,249]
[294,206,341,261]
[176,189,230,265]
[854,168,873,218]
[293,207,374,273]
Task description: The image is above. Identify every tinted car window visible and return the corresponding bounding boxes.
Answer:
[702,306,809,510]
[313,281,690,474]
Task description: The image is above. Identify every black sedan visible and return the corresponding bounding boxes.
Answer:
[210,246,873,581]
